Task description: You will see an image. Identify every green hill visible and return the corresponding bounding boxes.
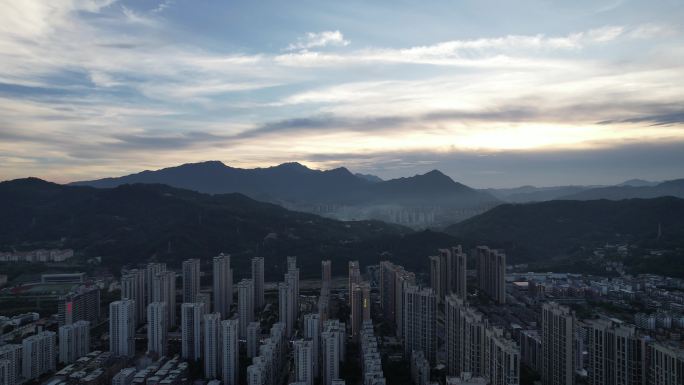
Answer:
[445,197,684,276]
[0,178,417,279]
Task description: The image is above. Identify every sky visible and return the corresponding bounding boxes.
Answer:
[0,0,683,188]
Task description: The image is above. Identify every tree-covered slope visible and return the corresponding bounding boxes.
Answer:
[445,197,684,262]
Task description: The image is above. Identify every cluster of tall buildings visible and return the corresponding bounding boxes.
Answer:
[428,245,506,305]
[444,294,520,385]
[380,246,515,385]
[429,246,467,302]
[475,246,507,304]
[538,302,684,385]
[107,253,351,385]
[379,260,437,363]
[8,244,684,385]
[321,319,346,385]
[58,320,90,364]
[247,322,287,385]
[1,302,92,384]
[288,310,347,385]
[0,330,57,384]
[285,260,347,385]
[379,261,416,338]
[359,320,386,385]
[107,253,270,384]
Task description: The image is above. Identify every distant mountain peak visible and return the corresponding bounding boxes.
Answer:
[374,169,481,197]
[327,166,354,175]
[172,160,228,172]
[275,162,310,171]
[422,169,448,178]
[187,160,225,167]
[1,177,56,187]
[618,178,657,187]
[412,170,463,187]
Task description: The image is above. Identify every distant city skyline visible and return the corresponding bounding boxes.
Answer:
[1,0,683,187]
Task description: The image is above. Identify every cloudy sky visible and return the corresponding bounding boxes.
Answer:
[1,0,683,188]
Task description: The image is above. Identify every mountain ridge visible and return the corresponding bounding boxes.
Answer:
[560,178,684,200]
[71,161,499,227]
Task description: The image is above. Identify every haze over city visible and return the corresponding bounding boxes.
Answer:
[1,0,683,187]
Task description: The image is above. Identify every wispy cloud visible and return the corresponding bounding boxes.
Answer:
[286,30,350,51]
[152,0,173,14]
[275,26,636,68]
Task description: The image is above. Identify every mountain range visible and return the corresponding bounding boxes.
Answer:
[69,161,684,226]
[71,161,499,227]
[483,185,595,203]
[2,178,683,277]
[0,178,411,278]
[484,178,683,203]
[560,179,684,200]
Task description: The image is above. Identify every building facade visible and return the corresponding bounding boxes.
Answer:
[238,279,255,338]
[182,258,201,304]
[121,268,146,325]
[322,260,332,286]
[350,281,370,341]
[204,312,221,379]
[213,253,233,318]
[152,270,177,328]
[542,302,576,385]
[109,299,135,357]
[22,331,56,380]
[294,340,314,385]
[58,320,89,364]
[476,246,506,304]
[181,302,205,361]
[252,256,265,310]
[147,301,168,357]
[403,285,437,363]
[221,319,240,385]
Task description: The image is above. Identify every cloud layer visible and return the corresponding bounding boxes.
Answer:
[0,0,683,186]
